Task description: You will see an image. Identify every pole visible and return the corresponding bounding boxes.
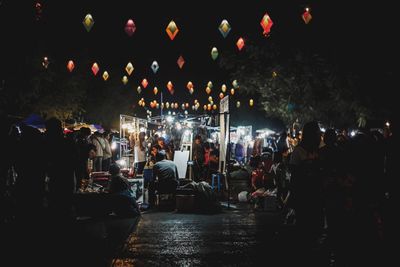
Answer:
[226,111,231,209]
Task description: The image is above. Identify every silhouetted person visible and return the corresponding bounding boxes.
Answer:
[13,125,46,219]
[44,118,76,220]
[290,121,324,250]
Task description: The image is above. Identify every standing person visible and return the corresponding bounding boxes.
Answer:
[192,135,204,181]
[75,127,91,190]
[290,121,324,249]
[102,131,112,172]
[44,118,76,220]
[134,132,147,176]
[90,131,104,172]
[235,138,245,164]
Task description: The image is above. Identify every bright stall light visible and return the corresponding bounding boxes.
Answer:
[166,116,174,123]
[350,130,356,137]
[116,159,127,168]
[111,141,117,150]
[176,122,182,131]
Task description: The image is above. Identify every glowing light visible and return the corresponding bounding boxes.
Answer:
[91,62,99,76]
[67,60,74,72]
[260,13,273,36]
[125,19,136,36]
[122,76,128,85]
[111,142,117,150]
[385,121,390,127]
[83,14,94,32]
[42,57,49,68]
[351,131,356,137]
[166,20,179,40]
[302,8,312,24]
[236,38,245,51]
[151,61,159,73]
[141,79,148,88]
[218,19,231,38]
[116,159,127,168]
[211,47,219,60]
[177,56,185,69]
[102,71,109,81]
[166,116,174,123]
[125,62,134,75]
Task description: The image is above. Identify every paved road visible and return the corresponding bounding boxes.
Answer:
[112,204,332,267]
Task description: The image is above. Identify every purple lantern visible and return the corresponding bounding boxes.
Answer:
[125,19,136,36]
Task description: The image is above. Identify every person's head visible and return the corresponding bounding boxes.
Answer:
[80,127,91,138]
[155,150,166,162]
[195,135,202,144]
[109,163,120,176]
[323,128,337,146]
[300,121,321,152]
[151,144,160,156]
[45,117,63,137]
[157,137,165,146]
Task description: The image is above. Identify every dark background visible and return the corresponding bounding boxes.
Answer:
[0,0,396,129]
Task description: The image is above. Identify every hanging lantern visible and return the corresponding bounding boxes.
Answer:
[124,19,136,36]
[192,105,195,110]
[187,81,193,90]
[122,76,128,85]
[207,81,213,89]
[194,99,198,104]
[260,12,273,36]
[42,56,49,68]
[166,20,179,40]
[211,47,219,60]
[236,101,241,108]
[153,87,158,95]
[166,102,170,109]
[203,105,207,111]
[83,14,94,32]
[151,61,159,73]
[249,99,254,106]
[189,88,194,95]
[206,87,211,95]
[174,103,179,109]
[208,96,213,102]
[35,2,43,21]
[91,62,99,76]
[236,37,245,51]
[125,62,134,76]
[185,103,189,108]
[137,86,142,94]
[302,7,312,24]
[177,55,185,69]
[141,79,148,88]
[213,104,217,110]
[150,101,155,108]
[272,71,277,78]
[219,92,224,99]
[207,104,212,111]
[102,71,109,81]
[167,81,173,91]
[230,88,235,95]
[181,104,185,110]
[67,60,74,72]
[218,19,231,38]
[232,79,239,89]
[221,84,227,93]
[156,103,160,109]
[210,100,214,105]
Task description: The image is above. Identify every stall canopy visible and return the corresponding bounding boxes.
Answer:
[22,114,45,129]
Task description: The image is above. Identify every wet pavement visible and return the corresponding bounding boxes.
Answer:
[112,204,331,267]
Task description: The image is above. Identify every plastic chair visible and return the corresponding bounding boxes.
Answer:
[211,173,222,191]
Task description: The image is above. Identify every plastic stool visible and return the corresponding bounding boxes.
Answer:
[211,174,222,191]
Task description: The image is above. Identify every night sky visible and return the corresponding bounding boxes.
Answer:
[0,0,396,127]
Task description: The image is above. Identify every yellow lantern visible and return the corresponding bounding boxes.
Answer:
[230,88,235,95]
[236,101,240,108]
[213,104,217,110]
[203,104,207,111]
[206,87,211,94]
[207,104,212,111]
[153,87,158,95]
[249,99,254,106]
[219,93,224,99]
[221,84,227,93]
[122,76,128,85]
